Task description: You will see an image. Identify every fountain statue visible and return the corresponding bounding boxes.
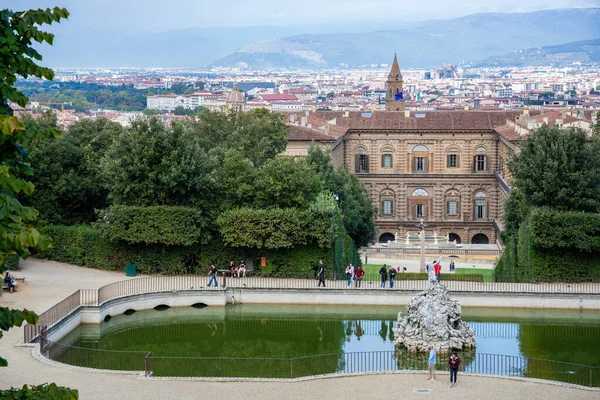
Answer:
[393,283,475,353]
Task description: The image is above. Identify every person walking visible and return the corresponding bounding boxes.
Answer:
[388,266,397,288]
[448,351,461,387]
[317,260,326,287]
[354,265,364,288]
[207,263,218,287]
[379,264,388,288]
[428,345,437,380]
[434,261,442,283]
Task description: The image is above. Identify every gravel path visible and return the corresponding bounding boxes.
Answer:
[0,258,597,399]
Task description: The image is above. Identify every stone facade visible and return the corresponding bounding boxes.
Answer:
[342,128,501,244]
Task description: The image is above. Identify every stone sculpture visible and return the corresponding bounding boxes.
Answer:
[393,284,475,353]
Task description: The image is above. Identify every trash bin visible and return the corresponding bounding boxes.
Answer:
[125,263,137,277]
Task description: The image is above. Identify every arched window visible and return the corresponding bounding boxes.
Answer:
[412,188,428,197]
[412,145,429,173]
[471,233,489,245]
[355,146,369,173]
[448,233,462,244]
[475,146,487,152]
[411,189,428,218]
[379,232,395,243]
[412,145,429,152]
[474,191,487,219]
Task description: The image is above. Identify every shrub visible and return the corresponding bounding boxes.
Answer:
[529,207,600,251]
[95,205,206,246]
[5,254,20,270]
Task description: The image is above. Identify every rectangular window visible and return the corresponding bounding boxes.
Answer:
[416,204,425,218]
[447,201,458,215]
[476,155,487,171]
[382,200,392,215]
[382,154,392,168]
[416,157,424,171]
[359,155,368,172]
[475,200,486,219]
[447,154,457,168]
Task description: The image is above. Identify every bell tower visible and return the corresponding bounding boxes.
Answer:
[385,53,405,112]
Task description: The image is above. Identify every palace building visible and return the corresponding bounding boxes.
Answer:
[281,55,597,246]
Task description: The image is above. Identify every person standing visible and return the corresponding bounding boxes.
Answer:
[428,345,437,380]
[388,266,397,288]
[345,265,353,287]
[354,265,364,288]
[317,260,326,287]
[449,261,455,272]
[448,351,461,387]
[434,261,442,283]
[379,264,388,288]
[207,263,218,287]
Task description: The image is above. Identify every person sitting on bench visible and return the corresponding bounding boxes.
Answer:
[4,272,17,293]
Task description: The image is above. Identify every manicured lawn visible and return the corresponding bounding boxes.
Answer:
[454,268,494,278]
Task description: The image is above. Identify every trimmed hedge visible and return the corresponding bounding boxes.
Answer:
[4,254,20,270]
[95,205,206,246]
[36,225,194,274]
[529,207,600,251]
[35,225,356,279]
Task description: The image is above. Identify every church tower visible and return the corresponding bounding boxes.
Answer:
[385,53,405,112]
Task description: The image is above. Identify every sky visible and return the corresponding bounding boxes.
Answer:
[6,0,600,32]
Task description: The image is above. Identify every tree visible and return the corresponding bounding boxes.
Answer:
[593,111,600,136]
[101,118,218,210]
[254,157,321,209]
[0,6,78,397]
[28,117,122,224]
[508,125,600,213]
[306,145,376,247]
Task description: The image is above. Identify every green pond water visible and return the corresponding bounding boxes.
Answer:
[56,305,600,381]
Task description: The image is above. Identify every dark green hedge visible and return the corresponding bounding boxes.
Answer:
[35,225,357,279]
[95,205,206,246]
[216,207,331,249]
[36,225,195,274]
[529,207,600,251]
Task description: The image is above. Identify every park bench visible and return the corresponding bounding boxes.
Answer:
[2,276,25,291]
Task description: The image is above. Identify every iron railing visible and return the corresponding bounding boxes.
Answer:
[37,342,600,387]
[23,273,600,344]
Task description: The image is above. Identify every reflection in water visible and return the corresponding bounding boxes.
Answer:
[59,304,600,378]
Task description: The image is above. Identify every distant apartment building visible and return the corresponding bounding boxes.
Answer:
[146,91,224,111]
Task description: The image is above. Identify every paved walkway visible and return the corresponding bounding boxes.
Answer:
[0,258,597,400]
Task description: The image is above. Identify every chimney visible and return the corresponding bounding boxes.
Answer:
[404,109,410,118]
[523,108,530,116]
[555,119,563,127]
[324,124,330,135]
[301,116,307,126]
[474,98,481,110]
[291,114,297,123]
[543,117,548,125]
[344,111,350,117]
[464,105,469,111]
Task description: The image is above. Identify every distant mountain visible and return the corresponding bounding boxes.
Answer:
[476,39,600,67]
[211,8,600,69]
[39,20,429,69]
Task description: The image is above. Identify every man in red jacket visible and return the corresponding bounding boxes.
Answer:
[434,262,442,282]
[448,351,461,387]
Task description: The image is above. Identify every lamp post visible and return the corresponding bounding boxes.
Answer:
[332,193,339,280]
[414,218,429,273]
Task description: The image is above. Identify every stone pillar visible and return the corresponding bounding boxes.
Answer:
[419,228,426,273]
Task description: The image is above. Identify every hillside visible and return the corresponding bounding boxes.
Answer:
[211,8,600,69]
[476,39,600,67]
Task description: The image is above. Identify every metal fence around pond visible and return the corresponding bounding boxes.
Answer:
[23,273,600,344]
[37,340,600,387]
